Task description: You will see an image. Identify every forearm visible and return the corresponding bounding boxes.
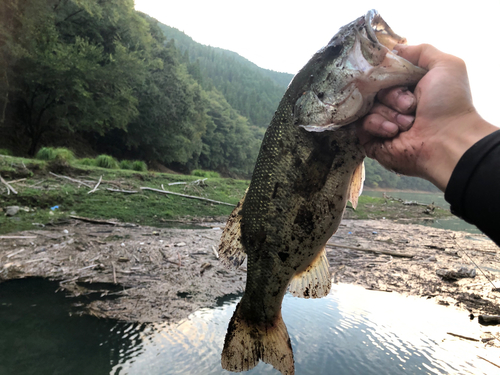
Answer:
[424,112,498,191]
[445,128,500,245]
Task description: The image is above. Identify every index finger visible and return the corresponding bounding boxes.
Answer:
[394,44,445,71]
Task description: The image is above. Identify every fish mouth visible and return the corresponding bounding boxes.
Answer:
[365,9,407,50]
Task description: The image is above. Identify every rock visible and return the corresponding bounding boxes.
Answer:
[175,242,186,247]
[5,206,19,216]
[436,266,476,281]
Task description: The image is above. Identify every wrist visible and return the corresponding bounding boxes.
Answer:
[423,112,497,191]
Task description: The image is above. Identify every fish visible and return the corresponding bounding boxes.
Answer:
[218,10,426,375]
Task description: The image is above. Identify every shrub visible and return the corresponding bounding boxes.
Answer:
[95,154,118,169]
[0,148,12,156]
[53,148,74,162]
[36,147,56,160]
[77,158,96,166]
[119,160,132,170]
[132,160,147,172]
[191,169,220,178]
[36,147,74,161]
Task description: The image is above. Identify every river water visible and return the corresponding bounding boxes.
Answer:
[1,278,498,375]
[362,190,482,234]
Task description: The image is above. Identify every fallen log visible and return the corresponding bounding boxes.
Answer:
[326,243,415,258]
[140,187,236,206]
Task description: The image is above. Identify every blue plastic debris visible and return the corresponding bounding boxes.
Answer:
[372,231,378,235]
[50,205,59,211]
[348,232,352,235]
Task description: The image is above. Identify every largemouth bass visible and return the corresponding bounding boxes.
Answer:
[219,10,426,375]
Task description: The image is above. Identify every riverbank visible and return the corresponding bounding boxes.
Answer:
[1,219,498,334]
[0,155,451,235]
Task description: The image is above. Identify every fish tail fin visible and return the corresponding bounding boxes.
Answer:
[221,303,295,375]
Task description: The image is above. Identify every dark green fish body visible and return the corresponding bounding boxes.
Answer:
[220,10,426,375]
[239,102,363,321]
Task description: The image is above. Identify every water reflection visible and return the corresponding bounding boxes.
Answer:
[0,278,143,375]
[112,285,499,375]
[2,279,499,375]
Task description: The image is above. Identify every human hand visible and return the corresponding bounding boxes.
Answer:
[358,44,497,191]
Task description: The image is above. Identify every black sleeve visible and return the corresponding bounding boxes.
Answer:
[444,129,500,245]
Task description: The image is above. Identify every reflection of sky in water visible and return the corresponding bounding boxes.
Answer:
[110,284,500,375]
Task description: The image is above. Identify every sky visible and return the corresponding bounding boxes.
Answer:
[134,0,500,126]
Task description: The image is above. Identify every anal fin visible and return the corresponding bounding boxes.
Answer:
[288,247,331,299]
[218,191,247,269]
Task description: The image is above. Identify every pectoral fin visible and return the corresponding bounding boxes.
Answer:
[218,191,247,269]
[347,161,365,209]
[288,247,331,299]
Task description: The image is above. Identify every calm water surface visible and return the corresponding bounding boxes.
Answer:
[1,278,499,375]
[362,190,482,234]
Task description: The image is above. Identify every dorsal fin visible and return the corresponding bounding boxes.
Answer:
[347,161,365,209]
[288,247,331,299]
[218,191,247,269]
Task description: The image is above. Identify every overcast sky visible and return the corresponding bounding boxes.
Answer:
[134,0,500,126]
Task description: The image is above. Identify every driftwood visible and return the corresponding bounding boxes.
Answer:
[168,182,187,186]
[6,249,25,258]
[0,235,37,239]
[112,262,117,284]
[0,174,17,194]
[49,172,93,188]
[477,355,500,369]
[478,315,500,326]
[8,178,27,184]
[446,332,479,342]
[326,243,415,258]
[140,187,236,206]
[106,188,138,194]
[69,215,119,225]
[88,175,102,194]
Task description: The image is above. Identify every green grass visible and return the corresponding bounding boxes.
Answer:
[76,158,96,166]
[0,159,249,234]
[35,147,74,162]
[119,160,132,170]
[0,154,451,235]
[192,169,220,178]
[131,160,147,172]
[119,160,148,172]
[94,154,118,169]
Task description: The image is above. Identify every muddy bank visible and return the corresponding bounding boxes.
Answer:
[1,219,499,325]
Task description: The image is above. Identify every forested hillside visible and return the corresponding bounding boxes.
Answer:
[0,0,437,190]
[157,23,293,127]
[0,0,264,175]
